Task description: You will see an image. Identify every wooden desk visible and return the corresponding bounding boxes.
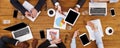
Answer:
[0,0,120,48]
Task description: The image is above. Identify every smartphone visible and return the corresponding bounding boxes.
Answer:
[13,10,18,18]
[79,33,90,46]
[110,8,115,16]
[40,30,45,39]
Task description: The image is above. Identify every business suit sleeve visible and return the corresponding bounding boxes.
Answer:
[38,39,51,48]
[51,0,59,6]
[10,0,28,15]
[35,0,46,12]
[1,36,18,46]
[56,42,66,48]
[76,0,86,8]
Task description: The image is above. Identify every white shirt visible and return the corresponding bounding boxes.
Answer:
[70,38,76,48]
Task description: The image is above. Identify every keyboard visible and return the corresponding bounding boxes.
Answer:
[14,28,29,38]
[90,8,106,13]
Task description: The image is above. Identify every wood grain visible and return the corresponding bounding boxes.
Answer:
[0,0,120,48]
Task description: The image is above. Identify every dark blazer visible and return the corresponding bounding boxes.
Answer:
[10,0,46,15]
[77,0,86,8]
[38,39,66,48]
[0,36,18,48]
[51,0,58,5]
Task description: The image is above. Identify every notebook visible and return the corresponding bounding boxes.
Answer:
[47,28,59,47]
[86,19,104,41]
[23,1,41,22]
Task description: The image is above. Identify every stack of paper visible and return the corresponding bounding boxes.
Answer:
[86,19,104,41]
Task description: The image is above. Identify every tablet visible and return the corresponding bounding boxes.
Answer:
[79,33,90,46]
[65,8,80,26]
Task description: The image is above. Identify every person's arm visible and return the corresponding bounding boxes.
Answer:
[1,36,18,45]
[0,39,7,48]
[51,0,59,6]
[94,32,104,48]
[10,0,28,15]
[76,0,86,8]
[70,38,76,48]
[70,30,79,48]
[38,39,51,48]
[56,42,66,48]
[34,0,46,12]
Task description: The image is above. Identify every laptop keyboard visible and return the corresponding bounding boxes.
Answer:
[14,28,29,38]
[90,8,106,13]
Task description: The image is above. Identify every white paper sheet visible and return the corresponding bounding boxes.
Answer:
[53,11,67,29]
[86,19,104,41]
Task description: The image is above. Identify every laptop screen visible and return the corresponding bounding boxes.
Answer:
[4,22,27,31]
[65,10,79,24]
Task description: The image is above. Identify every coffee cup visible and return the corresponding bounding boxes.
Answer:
[47,8,55,17]
[105,27,114,35]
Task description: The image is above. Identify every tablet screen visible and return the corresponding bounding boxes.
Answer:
[79,34,90,46]
[65,10,78,24]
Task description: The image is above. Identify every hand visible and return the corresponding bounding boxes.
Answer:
[17,42,29,48]
[25,11,32,17]
[50,32,56,40]
[50,39,61,44]
[87,21,98,32]
[73,30,79,38]
[55,5,63,14]
[74,7,79,12]
[30,8,38,18]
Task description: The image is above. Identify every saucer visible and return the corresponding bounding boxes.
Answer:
[105,27,114,35]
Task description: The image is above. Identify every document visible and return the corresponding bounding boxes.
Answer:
[53,11,67,29]
[23,1,41,22]
[47,28,59,47]
[86,19,104,41]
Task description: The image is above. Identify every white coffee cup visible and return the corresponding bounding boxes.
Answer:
[105,27,114,35]
[47,8,55,17]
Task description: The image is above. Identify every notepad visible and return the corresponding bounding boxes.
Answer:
[23,1,41,22]
[47,28,59,47]
[86,19,104,41]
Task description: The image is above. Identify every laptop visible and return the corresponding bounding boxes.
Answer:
[4,22,33,42]
[65,8,80,26]
[89,2,107,16]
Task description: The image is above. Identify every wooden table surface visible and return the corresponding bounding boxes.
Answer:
[0,0,120,48]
